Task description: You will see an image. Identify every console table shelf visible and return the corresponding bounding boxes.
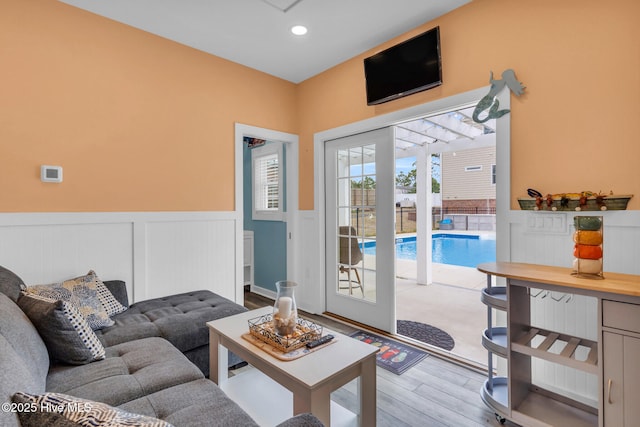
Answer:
[481,376,509,416]
[481,286,507,310]
[511,327,598,375]
[477,261,640,427]
[482,327,508,357]
[480,274,509,423]
[510,390,597,427]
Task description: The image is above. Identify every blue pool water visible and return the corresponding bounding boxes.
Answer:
[362,234,496,268]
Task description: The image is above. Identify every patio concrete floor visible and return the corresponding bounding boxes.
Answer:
[396,260,489,366]
[337,231,495,367]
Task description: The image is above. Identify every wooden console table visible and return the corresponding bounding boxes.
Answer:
[477,262,640,427]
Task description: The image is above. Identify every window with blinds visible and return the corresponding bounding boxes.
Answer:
[252,142,284,220]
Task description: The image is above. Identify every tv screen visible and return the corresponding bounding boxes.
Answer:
[364,26,442,105]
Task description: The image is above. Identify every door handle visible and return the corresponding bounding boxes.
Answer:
[607,379,613,404]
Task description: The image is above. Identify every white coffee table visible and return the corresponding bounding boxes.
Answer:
[208,306,378,426]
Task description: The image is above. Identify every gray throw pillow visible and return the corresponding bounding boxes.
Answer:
[18,293,105,365]
[12,391,174,427]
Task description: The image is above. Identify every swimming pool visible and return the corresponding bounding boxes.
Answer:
[362,234,496,268]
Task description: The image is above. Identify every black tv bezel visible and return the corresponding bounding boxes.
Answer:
[364,26,442,106]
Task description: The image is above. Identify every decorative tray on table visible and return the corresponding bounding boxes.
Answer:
[248,314,322,353]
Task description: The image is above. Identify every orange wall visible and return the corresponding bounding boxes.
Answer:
[2,0,639,213]
[0,0,297,212]
[297,0,640,210]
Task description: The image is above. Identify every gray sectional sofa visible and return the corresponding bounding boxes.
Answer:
[96,281,246,377]
[0,266,323,426]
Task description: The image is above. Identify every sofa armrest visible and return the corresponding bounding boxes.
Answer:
[102,280,129,308]
[275,413,325,427]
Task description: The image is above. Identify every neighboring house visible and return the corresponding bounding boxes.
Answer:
[441,146,496,214]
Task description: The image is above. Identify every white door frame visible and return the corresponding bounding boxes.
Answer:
[234,123,299,303]
[313,87,511,314]
[324,127,397,332]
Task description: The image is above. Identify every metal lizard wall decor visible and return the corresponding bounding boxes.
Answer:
[472,69,525,124]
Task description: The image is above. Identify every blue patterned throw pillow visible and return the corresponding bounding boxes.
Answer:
[12,391,174,427]
[26,271,114,330]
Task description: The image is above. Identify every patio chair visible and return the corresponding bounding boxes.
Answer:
[338,226,364,295]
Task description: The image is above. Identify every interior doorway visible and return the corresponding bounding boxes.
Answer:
[234,124,299,303]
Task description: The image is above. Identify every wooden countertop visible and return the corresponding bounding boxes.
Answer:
[477,262,640,297]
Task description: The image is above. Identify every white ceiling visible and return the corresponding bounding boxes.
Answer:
[58,0,470,83]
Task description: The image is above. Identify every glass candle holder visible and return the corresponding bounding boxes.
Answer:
[273,280,298,336]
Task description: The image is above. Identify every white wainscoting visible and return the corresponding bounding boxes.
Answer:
[0,212,241,304]
[509,210,640,275]
[507,209,640,407]
[295,211,324,314]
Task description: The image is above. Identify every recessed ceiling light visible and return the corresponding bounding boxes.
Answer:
[291,25,308,36]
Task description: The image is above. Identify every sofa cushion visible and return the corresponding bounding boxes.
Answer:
[97,291,247,353]
[26,272,114,330]
[12,391,174,427]
[0,293,50,427]
[118,379,324,427]
[0,265,26,302]
[102,280,129,310]
[276,414,326,427]
[46,337,204,407]
[18,293,106,365]
[118,378,259,427]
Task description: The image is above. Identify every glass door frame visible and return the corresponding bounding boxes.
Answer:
[324,127,397,333]
[312,86,511,327]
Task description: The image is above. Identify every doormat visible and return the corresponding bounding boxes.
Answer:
[349,330,428,375]
[397,320,455,351]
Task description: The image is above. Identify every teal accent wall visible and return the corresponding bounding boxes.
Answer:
[243,141,287,292]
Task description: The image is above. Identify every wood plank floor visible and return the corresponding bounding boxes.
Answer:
[242,291,519,427]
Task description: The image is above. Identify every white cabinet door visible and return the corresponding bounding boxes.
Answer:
[603,331,640,426]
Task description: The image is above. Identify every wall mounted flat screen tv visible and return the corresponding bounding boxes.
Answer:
[364,26,442,105]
